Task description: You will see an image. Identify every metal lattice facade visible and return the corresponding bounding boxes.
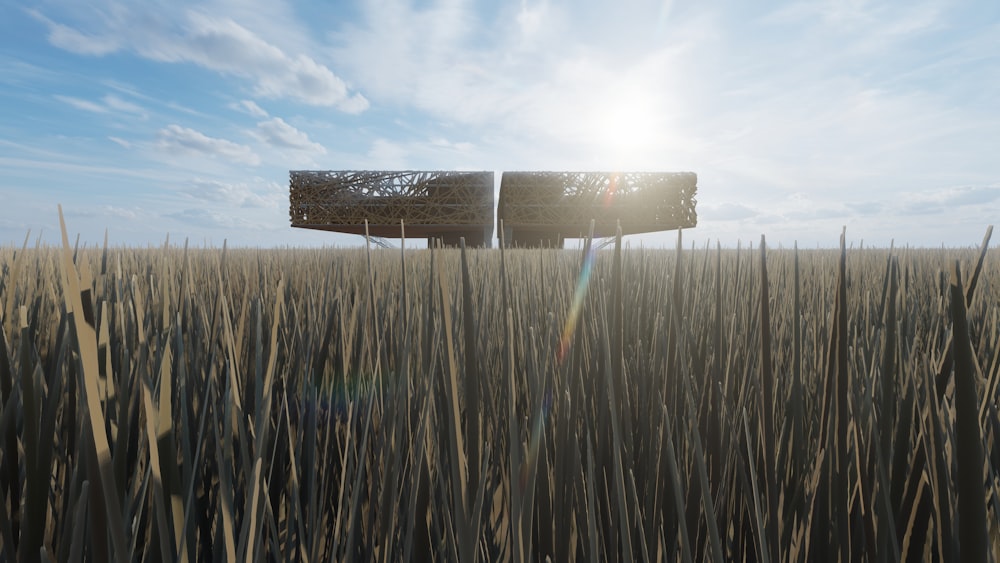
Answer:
[497,172,697,245]
[289,170,494,244]
[289,170,697,247]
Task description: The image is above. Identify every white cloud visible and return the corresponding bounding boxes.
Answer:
[0,155,165,181]
[516,0,548,39]
[11,0,999,249]
[252,117,325,153]
[232,99,269,118]
[164,207,278,231]
[33,7,369,112]
[108,136,132,148]
[55,93,148,118]
[156,124,260,165]
[897,185,1000,216]
[28,9,120,55]
[428,136,475,153]
[102,94,146,116]
[703,203,758,222]
[159,13,360,109]
[329,0,709,167]
[55,95,108,113]
[165,208,244,229]
[103,205,140,220]
[182,178,283,208]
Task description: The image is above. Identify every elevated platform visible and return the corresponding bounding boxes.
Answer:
[289,170,494,246]
[497,171,697,248]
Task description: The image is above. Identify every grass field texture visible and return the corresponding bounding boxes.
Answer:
[0,220,997,561]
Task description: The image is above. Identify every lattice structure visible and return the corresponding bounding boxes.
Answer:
[498,171,697,246]
[290,170,494,245]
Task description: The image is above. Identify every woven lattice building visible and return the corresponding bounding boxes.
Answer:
[289,170,495,246]
[497,171,698,247]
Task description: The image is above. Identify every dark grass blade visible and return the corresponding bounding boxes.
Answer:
[742,408,771,563]
[3,218,997,561]
[460,239,483,498]
[949,261,990,560]
[0,318,19,550]
[58,206,129,560]
[935,225,993,397]
[0,381,20,561]
[757,235,779,560]
[661,405,695,563]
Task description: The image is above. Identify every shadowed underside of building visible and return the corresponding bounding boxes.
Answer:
[497,171,698,248]
[289,170,495,247]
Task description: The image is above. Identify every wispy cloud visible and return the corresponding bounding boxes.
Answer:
[7,0,998,248]
[0,155,167,181]
[102,94,146,116]
[897,185,1000,215]
[165,207,275,231]
[155,124,260,165]
[54,93,148,117]
[55,94,108,113]
[703,202,759,222]
[108,136,131,148]
[182,178,283,208]
[28,9,120,55]
[252,118,325,153]
[231,99,269,118]
[144,12,369,111]
[103,205,140,220]
[31,6,369,112]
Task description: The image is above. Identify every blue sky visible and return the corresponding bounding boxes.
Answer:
[1,0,998,248]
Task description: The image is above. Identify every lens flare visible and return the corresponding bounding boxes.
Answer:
[557,173,619,364]
[558,243,597,363]
[523,174,622,496]
[603,173,618,207]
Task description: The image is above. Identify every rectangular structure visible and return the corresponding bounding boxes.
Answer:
[497,171,697,246]
[290,170,495,245]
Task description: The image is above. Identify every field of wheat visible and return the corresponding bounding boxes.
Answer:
[0,218,997,561]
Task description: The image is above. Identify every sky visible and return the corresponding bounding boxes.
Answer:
[1,0,998,249]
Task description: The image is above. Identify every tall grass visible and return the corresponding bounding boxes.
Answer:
[0,218,997,561]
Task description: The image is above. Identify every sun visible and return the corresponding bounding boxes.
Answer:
[589,89,663,164]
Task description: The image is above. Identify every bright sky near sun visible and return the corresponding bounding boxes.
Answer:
[1,0,998,248]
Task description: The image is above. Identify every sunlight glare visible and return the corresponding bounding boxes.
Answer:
[589,89,662,164]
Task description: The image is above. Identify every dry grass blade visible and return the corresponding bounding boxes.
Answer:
[685,383,724,563]
[661,405,694,563]
[935,225,993,397]
[1,216,996,561]
[506,307,525,563]
[67,481,90,563]
[141,375,176,562]
[0,362,20,561]
[963,225,993,307]
[949,261,990,560]
[435,248,474,560]
[791,242,803,469]
[0,312,19,550]
[757,235,778,560]
[823,228,851,557]
[460,239,482,496]
[19,307,47,563]
[57,206,129,560]
[598,308,634,562]
[2,230,30,339]
[214,377,239,562]
[742,408,771,563]
[237,457,265,563]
